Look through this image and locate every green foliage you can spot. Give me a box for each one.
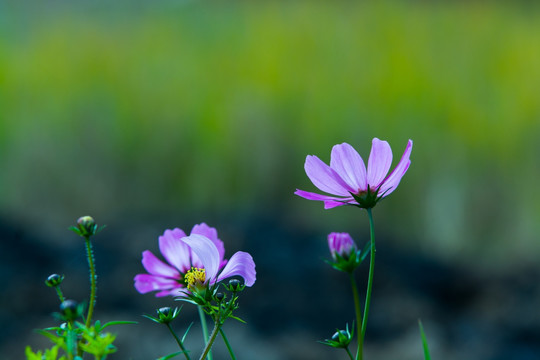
[25,345,67,360]
[79,330,117,357]
[31,320,136,360]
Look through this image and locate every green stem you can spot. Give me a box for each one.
[85,237,97,328]
[345,347,355,360]
[166,323,191,360]
[198,322,221,360]
[55,287,65,303]
[350,273,362,360]
[358,208,376,360]
[219,328,237,360]
[198,306,212,360]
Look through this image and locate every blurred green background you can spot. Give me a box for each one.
[1,1,540,359]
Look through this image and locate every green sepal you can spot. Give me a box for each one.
[142,314,164,324]
[326,242,371,273]
[349,185,389,209]
[319,322,354,349]
[143,307,181,325]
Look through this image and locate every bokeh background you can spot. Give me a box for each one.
[1,1,540,359]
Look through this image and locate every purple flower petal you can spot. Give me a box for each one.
[141,250,180,278]
[156,288,186,297]
[159,228,191,273]
[367,138,393,188]
[324,200,353,209]
[133,273,180,294]
[294,189,350,202]
[378,139,413,197]
[216,251,256,287]
[330,143,368,192]
[328,232,357,259]
[305,155,354,196]
[191,223,226,266]
[181,234,220,281]
[295,189,355,209]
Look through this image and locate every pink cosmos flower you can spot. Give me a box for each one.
[181,234,256,293]
[134,223,256,297]
[295,138,413,209]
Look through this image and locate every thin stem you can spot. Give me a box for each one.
[198,306,212,360]
[198,322,221,360]
[166,323,191,360]
[55,287,65,303]
[85,237,97,328]
[350,273,362,360]
[345,347,355,360]
[219,328,237,360]
[358,208,376,360]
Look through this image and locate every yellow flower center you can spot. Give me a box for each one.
[184,267,206,291]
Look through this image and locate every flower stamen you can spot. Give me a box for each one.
[184,267,206,291]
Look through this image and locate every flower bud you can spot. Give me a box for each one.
[60,300,81,321]
[156,307,180,324]
[328,232,357,261]
[215,292,225,302]
[320,323,354,349]
[331,328,353,348]
[75,216,97,237]
[45,274,64,288]
[227,279,244,292]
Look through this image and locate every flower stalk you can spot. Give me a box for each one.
[357,208,376,360]
[166,322,191,360]
[198,306,212,360]
[350,273,363,360]
[84,236,97,328]
[199,322,221,360]
[345,347,355,360]
[219,328,237,360]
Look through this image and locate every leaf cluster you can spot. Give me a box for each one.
[30,320,136,360]
[179,281,246,325]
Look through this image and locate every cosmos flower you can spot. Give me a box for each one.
[295,138,413,209]
[134,223,255,297]
[181,234,256,294]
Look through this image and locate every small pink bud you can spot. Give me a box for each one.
[328,232,357,261]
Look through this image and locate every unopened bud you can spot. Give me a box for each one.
[60,300,81,321]
[76,216,97,237]
[320,323,354,349]
[328,232,357,261]
[156,307,180,324]
[215,292,225,302]
[228,279,243,292]
[45,274,64,288]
